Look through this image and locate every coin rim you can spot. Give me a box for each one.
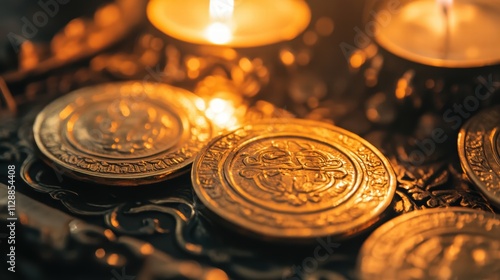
[357,207,500,280]
[457,106,500,207]
[191,118,397,240]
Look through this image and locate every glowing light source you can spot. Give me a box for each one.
[147,0,311,47]
[205,0,234,44]
[373,0,500,67]
[205,97,239,129]
[194,76,247,131]
[95,248,105,258]
[209,0,234,21]
[205,22,233,45]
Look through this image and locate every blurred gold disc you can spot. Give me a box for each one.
[357,208,500,280]
[34,81,213,186]
[191,119,396,241]
[458,106,500,207]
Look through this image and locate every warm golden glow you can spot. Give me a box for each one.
[59,105,74,120]
[103,229,115,240]
[185,243,203,254]
[147,0,311,47]
[303,31,318,46]
[95,4,120,27]
[205,269,229,280]
[110,212,120,227]
[206,0,234,44]
[186,57,201,70]
[438,0,453,8]
[374,0,500,67]
[194,75,248,131]
[19,41,38,70]
[238,58,253,72]
[119,100,131,117]
[208,98,230,114]
[349,51,366,69]
[140,243,154,255]
[107,254,119,266]
[395,71,414,99]
[64,18,86,38]
[205,22,232,45]
[209,0,234,21]
[472,248,487,266]
[195,99,206,111]
[205,98,237,129]
[315,17,334,36]
[95,248,106,258]
[280,49,296,66]
[178,262,203,279]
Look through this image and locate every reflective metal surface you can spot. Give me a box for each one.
[33,81,213,186]
[357,208,500,280]
[192,119,396,241]
[458,105,500,208]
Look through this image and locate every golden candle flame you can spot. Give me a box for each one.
[206,0,234,44]
[205,97,239,129]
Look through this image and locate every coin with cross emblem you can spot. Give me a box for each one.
[357,208,500,280]
[458,105,500,208]
[191,119,397,241]
[34,81,213,186]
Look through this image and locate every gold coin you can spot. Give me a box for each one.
[458,106,500,207]
[34,81,213,186]
[191,119,397,241]
[357,208,500,280]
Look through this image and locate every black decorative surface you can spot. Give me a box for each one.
[1,1,499,279]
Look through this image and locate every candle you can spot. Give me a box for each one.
[147,0,311,47]
[374,0,500,68]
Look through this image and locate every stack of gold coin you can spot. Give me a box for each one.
[357,208,500,280]
[191,119,397,241]
[33,81,213,186]
[458,106,500,208]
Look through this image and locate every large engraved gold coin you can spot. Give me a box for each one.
[34,81,213,186]
[357,208,500,280]
[458,106,500,207]
[191,119,396,241]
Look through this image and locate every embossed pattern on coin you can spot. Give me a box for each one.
[34,81,213,186]
[357,208,500,280]
[192,119,397,240]
[458,106,500,207]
